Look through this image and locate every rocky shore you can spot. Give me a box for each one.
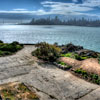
[0,45,100,100]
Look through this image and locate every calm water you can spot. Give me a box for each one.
[0,25,100,52]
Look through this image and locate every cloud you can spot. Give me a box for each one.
[0,0,100,18]
[41,1,97,16]
[42,1,94,12]
[83,0,100,7]
[0,9,47,15]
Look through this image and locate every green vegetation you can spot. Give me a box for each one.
[66,66,72,69]
[75,54,89,60]
[58,61,66,66]
[0,82,39,100]
[57,61,72,70]
[18,83,30,92]
[99,58,100,64]
[1,89,15,100]
[0,41,23,57]
[98,54,100,64]
[0,40,3,43]
[75,68,88,78]
[74,68,100,85]
[61,53,75,58]
[61,53,89,60]
[32,42,61,62]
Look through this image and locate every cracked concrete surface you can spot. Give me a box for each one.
[0,45,100,100]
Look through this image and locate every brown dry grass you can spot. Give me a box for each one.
[59,57,100,75]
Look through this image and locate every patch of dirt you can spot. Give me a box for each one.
[81,58,100,75]
[59,57,100,75]
[59,57,82,67]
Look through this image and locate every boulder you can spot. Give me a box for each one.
[61,43,83,53]
[76,49,98,58]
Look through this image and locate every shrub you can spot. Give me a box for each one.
[16,45,23,50]
[90,74,98,80]
[57,61,72,70]
[0,41,23,57]
[0,44,23,52]
[0,50,5,56]
[75,68,88,75]
[75,68,83,74]
[0,44,17,52]
[58,61,66,66]
[0,51,12,56]
[0,40,3,43]
[61,53,73,57]
[32,42,61,62]
[98,54,100,64]
[74,68,100,85]
[75,54,89,60]
[66,65,72,69]
[61,52,77,59]
[11,41,19,45]
[4,52,11,55]
[61,52,88,60]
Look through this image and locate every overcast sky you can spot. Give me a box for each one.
[0,0,100,21]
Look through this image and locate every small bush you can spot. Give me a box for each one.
[75,68,83,74]
[61,53,88,60]
[0,50,5,56]
[11,41,19,45]
[66,65,72,69]
[0,40,3,43]
[58,61,66,66]
[57,61,72,70]
[74,68,100,85]
[0,41,23,57]
[32,42,61,62]
[75,54,89,60]
[61,53,73,57]
[98,54,100,64]
[16,45,23,50]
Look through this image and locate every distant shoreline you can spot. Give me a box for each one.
[0,24,100,27]
[18,24,100,27]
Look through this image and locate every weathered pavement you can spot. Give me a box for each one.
[0,45,100,100]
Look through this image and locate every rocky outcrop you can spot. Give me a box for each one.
[61,43,83,53]
[75,49,98,58]
[61,43,98,59]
